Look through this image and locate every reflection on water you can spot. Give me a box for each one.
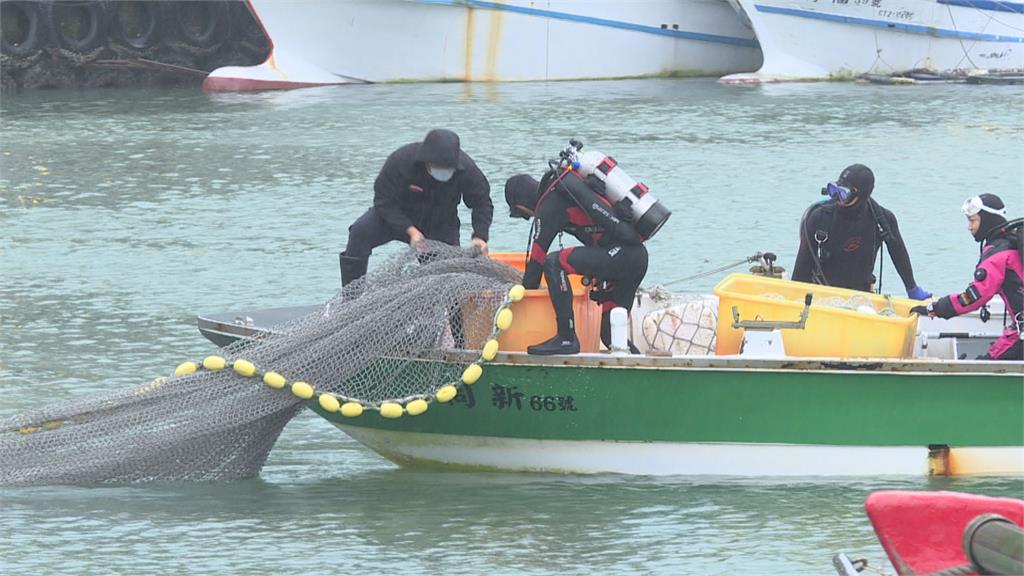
[1,80,1022,574]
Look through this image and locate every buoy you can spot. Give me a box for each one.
[508,284,526,302]
[481,339,500,361]
[462,363,482,385]
[436,385,458,403]
[406,399,428,416]
[174,361,198,376]
[291,381,314,399]
[380,402,403,419]
[340,402,364,418]
[495,308,514,331]
[232,359,256,377]
[318,394,340,412]
[202,356,226,371]
[263,371,286,389]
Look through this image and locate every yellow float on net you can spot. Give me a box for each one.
[340,402,364,418]
[406,399,428,416]
[174,360,197,375]
[481,339,500,362]
[263,371,286,389]
[318,394,340,412]
[232,359,256,377]
[462,363,482,385]
[291,381,315,399]
[174,361,198,376]
[202,356,226,371]
[508,284,526,302]
[380,402,403,419]
[495,308,514,331]
[435,385,458,403]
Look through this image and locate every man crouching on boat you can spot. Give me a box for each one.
[911,194,1023,361]
[504,172,648,355]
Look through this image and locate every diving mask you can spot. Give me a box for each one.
[962,195,1007,217]
[822,181,854,203]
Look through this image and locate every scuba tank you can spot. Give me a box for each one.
[552,141,671,239]
[570,147,672,240]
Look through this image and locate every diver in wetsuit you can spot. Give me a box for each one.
[504,171,648,355]
[792,163,931,299]
[911,194,1023,361]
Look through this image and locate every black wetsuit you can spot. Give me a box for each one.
[792,199,917,292]
[525,169,648,346]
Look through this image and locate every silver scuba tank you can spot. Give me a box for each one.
[575,150,672,240]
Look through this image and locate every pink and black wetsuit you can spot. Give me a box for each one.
[930,235,1023,360]
[524,169,648,348]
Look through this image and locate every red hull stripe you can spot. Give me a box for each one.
[202,76,339,92]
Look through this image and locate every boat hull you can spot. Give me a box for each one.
[721,0,1024,82]
[205,0,762,90]
[312,355,1024,476]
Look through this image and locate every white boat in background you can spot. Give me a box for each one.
[721,0,1024,83]
[203,0,762,91]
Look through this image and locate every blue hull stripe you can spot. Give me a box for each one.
[415,0,759,47]
[753,4,1024,42]
[938,0,1024,13]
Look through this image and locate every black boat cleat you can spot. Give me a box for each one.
[527,334,580,356]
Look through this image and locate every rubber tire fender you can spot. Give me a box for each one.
[47,0,108,53]
[109,1,161,50]
[164,1,230,49]
[1,1,49,56]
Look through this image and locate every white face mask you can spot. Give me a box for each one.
[427,165,455,182]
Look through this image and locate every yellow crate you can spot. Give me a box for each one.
[712,274,920,359]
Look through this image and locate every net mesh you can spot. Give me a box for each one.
[641,294,718,356]
[0,245,518,486]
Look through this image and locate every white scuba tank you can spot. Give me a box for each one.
[575,150,672,239]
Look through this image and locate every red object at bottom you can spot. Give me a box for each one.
[866,490,1024,575]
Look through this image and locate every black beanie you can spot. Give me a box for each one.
[974,193,1008,242]
[504,174,540,219]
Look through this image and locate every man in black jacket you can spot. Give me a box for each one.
[505,171,648,355]
[339,129,493,285]
[792,163,931,299]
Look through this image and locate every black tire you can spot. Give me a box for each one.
[109,0,160,50]
[1,1,48,56]
[47,0,107,53]
[165,1,230,49]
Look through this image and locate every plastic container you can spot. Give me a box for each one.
[463,252,601,353]
[712,273,920,358]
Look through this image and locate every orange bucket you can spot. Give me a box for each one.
[463,252,602,353]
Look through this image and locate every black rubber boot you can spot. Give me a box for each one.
[527,332,580,356]
[339,253,368,287]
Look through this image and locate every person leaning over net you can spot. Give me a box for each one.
[911,194,1023,361]
[792,163,931,299]
[339,129,493,286]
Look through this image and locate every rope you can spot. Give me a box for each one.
[661,253,763,288]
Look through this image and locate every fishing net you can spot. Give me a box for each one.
[0,244,520,486]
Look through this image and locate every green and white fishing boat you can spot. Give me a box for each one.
[198,267,1024,478]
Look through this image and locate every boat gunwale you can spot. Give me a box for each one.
[441,350,1024,375]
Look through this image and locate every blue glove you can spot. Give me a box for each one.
[907,286,932,300]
